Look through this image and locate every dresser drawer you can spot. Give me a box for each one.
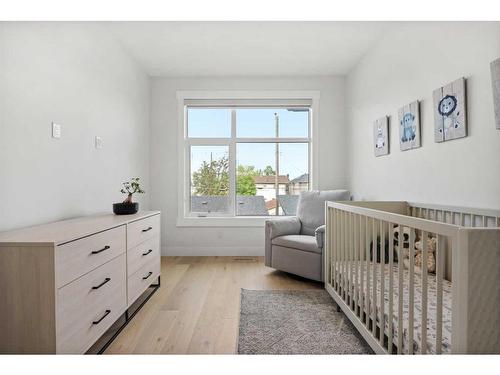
[127,256,160,307]
[127,235,160,277]
[127,215,160,250]
[56,225,126,288]
[56,253,127,354]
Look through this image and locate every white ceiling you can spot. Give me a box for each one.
[105,22,392,77]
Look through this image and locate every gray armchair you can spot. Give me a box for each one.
[265,190,350,282]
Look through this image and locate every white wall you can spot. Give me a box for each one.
[150,76,347,255]
[346,22,500,209]
[0,23,151,231]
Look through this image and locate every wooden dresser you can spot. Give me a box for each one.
[0,211,161,354]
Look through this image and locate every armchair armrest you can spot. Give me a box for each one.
[265,217,301,267]
[315,224,326,249]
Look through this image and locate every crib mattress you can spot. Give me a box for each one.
[334,263,452,354]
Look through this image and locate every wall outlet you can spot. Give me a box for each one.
[95,136,103,149]
[52,123,61,139]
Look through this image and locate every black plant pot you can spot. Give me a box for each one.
[113,202,139,215]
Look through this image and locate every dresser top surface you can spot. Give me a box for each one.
[0,211,161,247]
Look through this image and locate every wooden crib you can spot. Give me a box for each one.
[324,201,500,354]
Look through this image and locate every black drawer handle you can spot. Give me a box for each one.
[92,277,111,290]
[142,227,152,233]
[142,271,153,280]
[91,245,110,254]
[142,249,153,256]
[92,309,111,325]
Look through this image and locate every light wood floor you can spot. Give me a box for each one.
[105,256,322,354]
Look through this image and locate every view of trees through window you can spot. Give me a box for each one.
[187,107,310,216]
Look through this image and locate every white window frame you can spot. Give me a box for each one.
[176,90,320,227]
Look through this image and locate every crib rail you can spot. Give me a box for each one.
[408,202,500,228]
[325,201,461,354]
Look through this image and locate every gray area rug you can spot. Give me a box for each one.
[238,289,373,354]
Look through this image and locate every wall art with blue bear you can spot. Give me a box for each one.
[398,101,421,151]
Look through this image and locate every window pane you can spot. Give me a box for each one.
[236,143,277,216]
[278,143,309,216]
[190,146,230,214]
[236,142,309,216]
[187,108,231,138]
[236,108,309,138]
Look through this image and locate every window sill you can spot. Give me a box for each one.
[176,216,268,227]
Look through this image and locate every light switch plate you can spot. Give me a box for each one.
[95,136,103,149]
[52,123,61,139]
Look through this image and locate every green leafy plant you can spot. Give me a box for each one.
[120,177,145,204]
[236,165,259,195]
[262,165,276,176]
[192,156,229,196]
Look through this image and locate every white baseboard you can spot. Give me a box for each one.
[162,245,264,256]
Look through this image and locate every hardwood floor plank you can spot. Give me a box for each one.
[104,256,322,354]
[132,310,178,354]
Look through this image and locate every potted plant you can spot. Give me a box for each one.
[113,177,145,215]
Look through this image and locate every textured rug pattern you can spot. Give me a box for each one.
[238,289,373,354]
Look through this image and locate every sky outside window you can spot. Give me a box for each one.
[236,108,309,138]
[188,108,231,138]
[188,107,309,179]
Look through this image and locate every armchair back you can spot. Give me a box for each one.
[297,190,350,235]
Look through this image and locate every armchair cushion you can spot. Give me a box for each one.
[272,235,321,254]
[265,216,301,240]
[315,224,326,249]
[297,190,350,235]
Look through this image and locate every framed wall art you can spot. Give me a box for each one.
[433,77,467,142]
[398,101,420,151]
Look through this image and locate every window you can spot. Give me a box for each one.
[179,92,318,223]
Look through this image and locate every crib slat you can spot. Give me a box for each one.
[365,216,371,328]
[379,220,385,347]
[340,211,346,299]
[347,212,352,308]
[482,215,487,227]
[397,225,404,354]
[347,213,352,307]
[333,209,340,293]
[408,229,415,354]
[435,234,445,354]
[372,218,377,337]
[336,210,342,295]
[388,222,394,354]
[337,209,342,292]
[350,212,354,309]
[346,212,350,304]
[344,212,348,301]
[334,209,338,288]
[330,209,334,287]
[354,214,359,315]
[359,214,364,321]
[334,209,338,291]
[421,231,428,354]
[350,213,355,310]
[344,211,348,301]
[335,210,342,295]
